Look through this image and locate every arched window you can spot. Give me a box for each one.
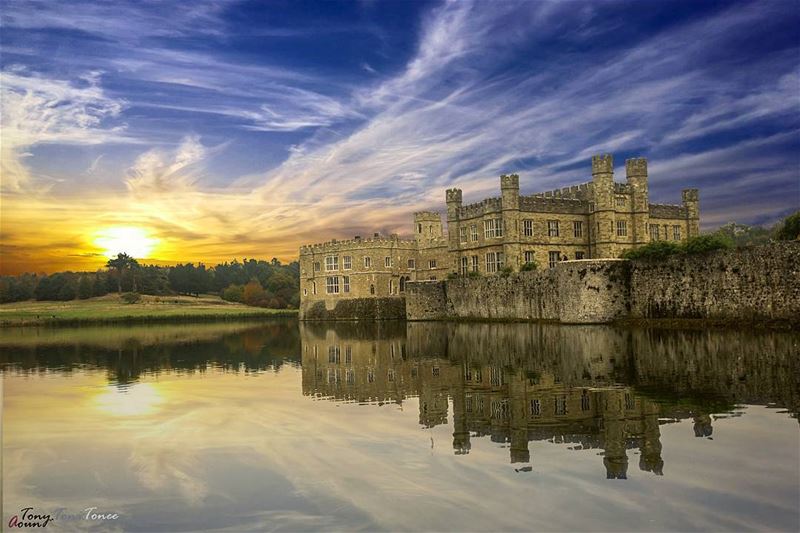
[399,276,406,292]
[370,284,375,295]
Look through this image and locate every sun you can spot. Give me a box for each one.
[95,226,159,259]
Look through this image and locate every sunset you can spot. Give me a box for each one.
[1,1,798,532]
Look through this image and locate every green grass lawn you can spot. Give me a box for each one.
[0,294,296,326]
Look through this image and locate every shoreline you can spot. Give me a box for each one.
[0,311,297,328]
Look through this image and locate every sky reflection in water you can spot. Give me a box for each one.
[2,320,798,532]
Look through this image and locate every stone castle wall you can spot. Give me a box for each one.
[628,242,799,323]
[300,297,406,321]
[406,243,799,326]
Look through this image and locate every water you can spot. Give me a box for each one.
[2,320,798,532]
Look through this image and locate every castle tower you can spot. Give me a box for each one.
[682,188,700,238]
[414,211,443,247]
[625,158,650,245]
[445,188,463,252]
[591,154,617,258]
[501,174,521,269]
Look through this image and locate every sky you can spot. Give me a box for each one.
[1,0,798,274]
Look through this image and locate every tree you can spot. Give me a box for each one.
[222,284,244,302]
[242,279,267,307]
[77,275,94,299]
[774,211,800,241]
[106,253,139,294]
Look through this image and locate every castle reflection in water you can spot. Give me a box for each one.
[301,322,798,479]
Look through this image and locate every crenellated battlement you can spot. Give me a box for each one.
[592,154,613,175]
[682,188,699,202]
[531,182,594,200]
[625,157,647,177]
[500,173,520,190]
[300,235,419,255]
[520,195,590,214]
[456,197,502,218]
[414,211,441,221]
[446,188,463,204]
[649,203,688,219]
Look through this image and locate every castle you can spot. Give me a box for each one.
[299,154,699,310]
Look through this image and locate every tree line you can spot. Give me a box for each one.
[0,256,300,308]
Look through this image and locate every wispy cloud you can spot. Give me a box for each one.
[0,67,128,192]
[0,0,797,273]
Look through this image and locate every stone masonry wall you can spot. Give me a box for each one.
[628,242,799,323]
[405,243,799,326]
[301,297,406,321]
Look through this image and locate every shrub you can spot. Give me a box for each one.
[682,233,734,255]
[774,211,800,241]
[621,241,681,260]
[446,272,460,280]
[121,292,141,304]
[221,283,244,303]
[242,279,267,307]
[499,266,514,277]
[467,271,482,279]
[520,262,538,272]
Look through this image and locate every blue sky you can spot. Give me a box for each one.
[1,0,798,271]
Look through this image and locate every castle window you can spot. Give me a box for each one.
[429,259,437,269]
[364,256,372,268]
[459,227,467,243]
[346,369,355,385]
[385,256,392,268]
[663,225,669,239]
[326,276,340,294]
[399,276,407,292]
[485,252,504,273]
[471,255,479,272]
[523,219,533,237]
[328,345,341,363]
[460,256,469,275]
[649,224,660,241]
[490,366,503,386]
[345,345,352,364]
[343,275,350,293]
[465,367,473,381]
[370,284,375,295]
[367,369,374,383]
[581,391,591,411]
[465,396,473,413]
[411,366,418,378]
[327,368,340,384]
[491,399,510,420]
[389,279,394,294]
[312,281,317,295]
[470,225,478,241]
[548,251,561,268]
[555,395,568,416]
[625,393,635,410]
[429,276,436,280]
[408,259,416,269]
[616,196,625,208]
[325,255,339,271]
[432,366,440,377]
[343,256,352,270]
[575,251,585,260]
[530,399,541,416]
[314,262,320,272]
[573,220,583,238]
[673,225,681,240]
[484,218,503,238]
[547,220,559,237]
[303,288,308,296]
[418,223,422,233]
[524,251,535,264]
[388,369,395,382]
[616,220,628,237]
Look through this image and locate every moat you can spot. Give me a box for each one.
[2,320,798,532]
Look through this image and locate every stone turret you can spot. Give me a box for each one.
[626,157,650,244]
[501,174,521,268]
[682,188,700,237]
[414,211,443,243]
[446,188,463,252]
[591,154,616,257]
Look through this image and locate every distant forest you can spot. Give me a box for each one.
[0,257,300,308]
